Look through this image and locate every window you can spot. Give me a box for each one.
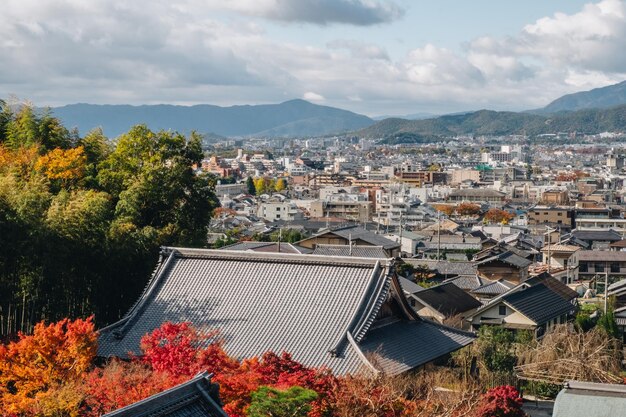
[595,263,605,272]
[579,263,588,273]
[499,305,507,316]
[611,263,620,273]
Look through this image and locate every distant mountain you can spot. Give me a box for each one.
[51,99,374,138]
[542,80,626,113]
[357,105,626,140]
[372,112,436,121]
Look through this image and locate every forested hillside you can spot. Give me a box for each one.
[0,100,219,332]
[358,105,626,140]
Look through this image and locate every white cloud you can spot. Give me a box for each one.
[0,0,625,115]
[303,92,325,102]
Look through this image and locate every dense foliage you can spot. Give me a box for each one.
[0,102,219,331]
[0,318,537,417]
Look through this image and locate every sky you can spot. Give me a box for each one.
[1,0,625,117]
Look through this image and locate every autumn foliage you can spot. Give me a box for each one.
[475,385,525,417]
[0,316,97,416]
[0,318,527,417]
[484,208,515,224]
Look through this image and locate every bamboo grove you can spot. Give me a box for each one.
[0,100,219,335]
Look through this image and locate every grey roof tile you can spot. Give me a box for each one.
[472,280,515,295]
[98,248,472,376]
[503,283,575,325]
[413,283,482,317]
[360,320,475,375]
[312,244,389,259]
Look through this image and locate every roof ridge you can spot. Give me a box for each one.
[110,249,179,340]
[166,247,383,267]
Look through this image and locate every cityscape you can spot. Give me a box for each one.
[1,1,626,416]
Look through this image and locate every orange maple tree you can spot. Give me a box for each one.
[35,146,86,185]
[0,316,97,415]
[484,208,515,224]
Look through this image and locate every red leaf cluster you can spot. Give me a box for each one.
[475,385,525,417]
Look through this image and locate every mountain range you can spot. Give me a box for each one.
[48,80,626,139]
[50,99,374,138]
[541,80,626,113]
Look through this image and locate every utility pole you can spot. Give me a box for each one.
[604,261,609,314]
[437,211,441,260]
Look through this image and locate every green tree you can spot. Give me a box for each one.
[597,309,620,339]
[5,105,38,149]
[247,386,318,417]
[474,326,517,373]
[247,176,256,195]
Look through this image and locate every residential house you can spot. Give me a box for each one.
[405,283,482,329]
[474,245,533,284]
[98,248,474,375]
[296,226,401,258]
[468,280,577,337]
[570,250,626,282]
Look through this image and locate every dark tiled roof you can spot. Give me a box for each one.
[524,273,579,301]
[312,244,389,259]
[443,275,487,291]
[359,320,476,375]
[405,259,476,276]
[329,226,400,250]
[98,248,473,376]
[503,283,575,325]
[571,230,623,242]
[472,280,515,295]
[103,371,227,417]
[476,251,532,269]
[413,283,482,317]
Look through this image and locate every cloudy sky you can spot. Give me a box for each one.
[1,0,625,116]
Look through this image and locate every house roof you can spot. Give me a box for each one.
[312,244,389,259]
[221,241,305,254]
[398,277,425,295]
[98,248,473,376]
[413,283,482,317]
[540,244,580,253]
[443,275,487,291]
[553,381,626,417]
[571,230,623,242]
[103,371,227,417]
[404,259,476,277]
[524,273,579,301]
[300,226,400,250]
[472,279,515,296]
[358,320,475,375]
[608,279,626,295]
[503,283,575,325]
[576,251,626,262]
[476,251,533,269]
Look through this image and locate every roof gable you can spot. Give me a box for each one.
[413,283,482,317]
[503,283,575,325]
